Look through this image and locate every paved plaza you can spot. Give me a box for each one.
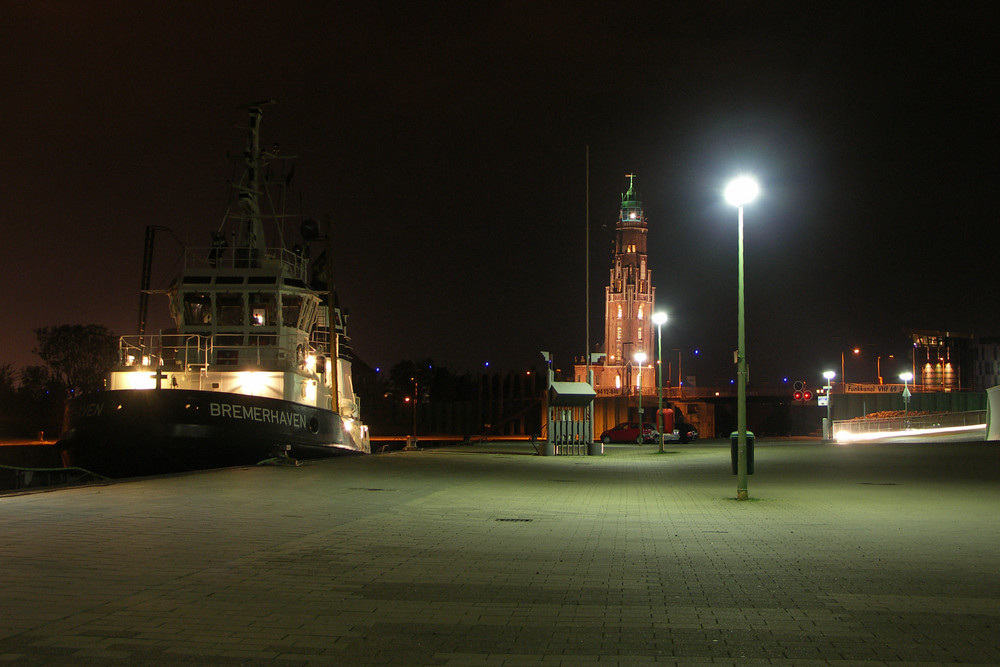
[1,438,998,665]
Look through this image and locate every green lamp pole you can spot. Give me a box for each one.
[652,311,668,452]
[725,175,759,501]
[900,372,913,418]
[823,370,836,441]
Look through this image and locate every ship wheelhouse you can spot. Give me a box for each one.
[112,244,337,410]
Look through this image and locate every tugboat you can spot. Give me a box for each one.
[57,103,370,477]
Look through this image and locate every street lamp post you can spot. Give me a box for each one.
[673,348,684,398]
[823,370,836,440]
[634,352,647,434]
[725,175,759,501]
[652,312,668,452]
[841,347,860,385]
[411,377,418,439]
[877,354,893,385]
[899,372,913,418]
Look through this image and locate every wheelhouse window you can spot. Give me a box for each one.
[249,292,277,326]
[183,293,212,325]
[216,293,244,326]
[282,294,303,329]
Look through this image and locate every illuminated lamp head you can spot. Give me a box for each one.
[724,175,759,207]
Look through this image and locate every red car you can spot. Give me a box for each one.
[599,422,659,444]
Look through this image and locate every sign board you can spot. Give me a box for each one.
[817,395,829,406]
[844,383,906,394]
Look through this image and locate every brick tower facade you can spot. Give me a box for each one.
[580,174,656,397]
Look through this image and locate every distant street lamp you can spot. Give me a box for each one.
[841,347,860,384]
[877,354,893,385]
[634,351,647,433]
[410,376,419,440]
[652,312,668,452]
[822,370,836,440]
[899,372,913,418]
[725,175,759,501]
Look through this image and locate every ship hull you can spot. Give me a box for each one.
[57,389,369,478]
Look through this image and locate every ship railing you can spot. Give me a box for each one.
[182,245,308,282]
[119,334,211,372]
[121,333,318,374]
[119,336,155,368]
[309,329,334,358]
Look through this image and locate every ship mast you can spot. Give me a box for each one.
[235,101,272,264]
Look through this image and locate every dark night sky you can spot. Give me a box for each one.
[3,1,998,388]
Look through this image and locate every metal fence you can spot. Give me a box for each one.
[547,419,592,455]
[832,410,986,440]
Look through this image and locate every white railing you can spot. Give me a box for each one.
[832,410,986,440]
[183,245,308,282]
[118,333,304,372]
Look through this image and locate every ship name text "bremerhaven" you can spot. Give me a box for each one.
[210,402,307,428]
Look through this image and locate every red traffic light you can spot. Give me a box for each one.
[802,389,814,401]
[793,390,804,401]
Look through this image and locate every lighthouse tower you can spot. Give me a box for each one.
[587,174,656,396]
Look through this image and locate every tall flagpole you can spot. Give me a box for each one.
[585,145,590,382]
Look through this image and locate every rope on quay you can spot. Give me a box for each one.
[0,462,111,493]
[256,454,301,467]
[0,462,110,479]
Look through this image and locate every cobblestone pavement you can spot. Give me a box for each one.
[1,439,998,665]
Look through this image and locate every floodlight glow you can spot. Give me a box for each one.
[304,379,317,402]
[241,372,267,395]
[113,371,158,390]
[835,423,984,443]
[634,351,647,364]
[236,371,283,398]
[724,176,759,207]
[899,372,913,382]
[823,370,836,381]
[652,311,667,326]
